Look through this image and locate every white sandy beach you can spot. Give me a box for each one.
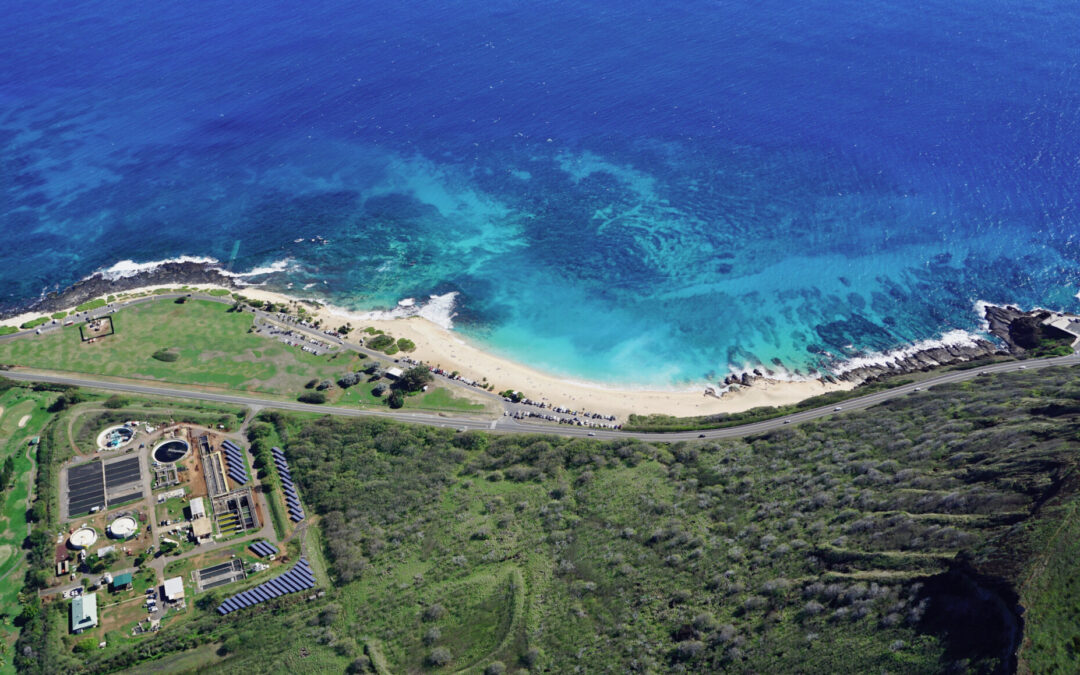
[1,283,851,419]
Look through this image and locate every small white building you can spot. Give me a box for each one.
[163,576,185,602]
[385,367,404,379]
[189,497,206,520]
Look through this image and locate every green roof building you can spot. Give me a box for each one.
[110,572,133,590]
[70,593,98,634]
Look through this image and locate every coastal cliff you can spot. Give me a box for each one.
[0,261,241,321]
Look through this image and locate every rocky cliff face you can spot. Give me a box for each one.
[0,261,241,320]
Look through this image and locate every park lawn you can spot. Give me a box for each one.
[403,386,488,413]
[0,299,364,396]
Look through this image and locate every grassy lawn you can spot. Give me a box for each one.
[402,387,487,413]
[0,299,365,396]
[155,497,188,524]
[0,298,494,415]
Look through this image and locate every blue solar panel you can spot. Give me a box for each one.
[265,543,279,554]
[223,440,240,450]
[266,578,286,592]
[290,514,303,522]
[257,587,274,601]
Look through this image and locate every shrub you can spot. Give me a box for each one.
[426,647,452,667]
[316,379,332,391]
[485,662,507,675]
[103,395,127,409]
[337,372,362,388]
[20,317,48,330]
[305,378,319,389]
[151,349,179,362]
[397,338,416,352]
[422,627,441,645]
[423,603,445,621]
[367,334,395,351]
[388,390,405,408]
[298,391,327,404]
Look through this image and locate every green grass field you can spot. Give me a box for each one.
[0,388,56,675]
[0,299,492,415]
[0,299,359,394]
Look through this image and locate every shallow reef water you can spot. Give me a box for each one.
[1,0,1079,385]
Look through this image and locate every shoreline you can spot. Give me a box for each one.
[0,270,853,418]
[3,259,1050,420]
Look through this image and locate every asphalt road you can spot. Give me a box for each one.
[5,350,1079,441]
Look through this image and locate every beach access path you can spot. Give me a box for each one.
[4,350,1079,442]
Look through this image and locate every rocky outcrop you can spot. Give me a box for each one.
[984,304,1075,354]
[833,339,1003,384]
[722,303,1075,392]
[0,261,242,320]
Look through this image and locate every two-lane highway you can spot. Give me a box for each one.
[5,349,1078,441]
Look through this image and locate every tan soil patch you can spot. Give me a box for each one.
[18,414,30,428]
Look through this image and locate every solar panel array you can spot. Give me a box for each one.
[271,447,305,522]
[104,456,142,489]
[221,440,248,485]
[215,558,315,615]
[67,462,105,516]
[249,540,279,557]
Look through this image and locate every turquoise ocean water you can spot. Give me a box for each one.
[2,0,1079,386]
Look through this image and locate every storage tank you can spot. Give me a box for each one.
[68,527,98,550]
[108,516,137,539]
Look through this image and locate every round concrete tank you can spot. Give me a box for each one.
[69,527,98,550]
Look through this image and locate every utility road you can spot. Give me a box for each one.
[5,350,1078,441]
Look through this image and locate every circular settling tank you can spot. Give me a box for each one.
[108,515,137,539]
[96,425,135,451]
[152,439,190,464]
[68,527,98,550]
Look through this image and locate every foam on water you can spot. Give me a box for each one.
[97,256,221,281]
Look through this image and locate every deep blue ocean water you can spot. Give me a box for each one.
[2,0,1079,386]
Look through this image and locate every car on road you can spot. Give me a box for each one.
[1018,365,1027,369]
[698,433,707,437]
[833,406,843,411]
[782,419,790,424]
[913,387,921,392]
[587,432,596,436]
